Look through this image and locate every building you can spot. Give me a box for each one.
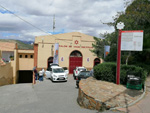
[0,42,34,85]
[0,32,101,85]
[34,32,101,73]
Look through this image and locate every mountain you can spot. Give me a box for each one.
[19,40,34,45]
[0,39,34,50]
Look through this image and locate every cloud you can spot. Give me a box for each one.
[0,0,125,41]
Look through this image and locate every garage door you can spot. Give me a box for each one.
[18,70,33,83]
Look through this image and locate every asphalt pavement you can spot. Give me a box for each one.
[0,75,121,113]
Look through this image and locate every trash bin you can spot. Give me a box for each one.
[126,75,142,90]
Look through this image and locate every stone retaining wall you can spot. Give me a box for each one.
[77,87,107,111]
[77,77,143,111]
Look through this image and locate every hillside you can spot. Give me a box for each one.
[0,39,33,50]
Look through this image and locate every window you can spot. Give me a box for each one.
[25,55,28,58]
[30,55,33,58]
[20,55,22,58]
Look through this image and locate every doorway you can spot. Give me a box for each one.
[69,50,82,74]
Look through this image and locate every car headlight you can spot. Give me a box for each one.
[53,75,57,77]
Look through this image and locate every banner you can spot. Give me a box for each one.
[53,43,59,64]
[104,45,110,58]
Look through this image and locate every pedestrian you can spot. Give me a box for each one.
[39,68,44,81]
[33,66,38,80]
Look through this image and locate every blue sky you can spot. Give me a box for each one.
[0,0,127,41]
[0,9,13,14]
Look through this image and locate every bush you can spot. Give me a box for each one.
[94,62,147,85]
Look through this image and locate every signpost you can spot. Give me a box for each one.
[116,22,125,85]
[116,22,143,85]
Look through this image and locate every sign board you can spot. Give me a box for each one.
[87,58,90,62]
[61,57,64,61]
[121,30,143,51]
[117,22,125,30]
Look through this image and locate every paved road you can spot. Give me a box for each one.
[0,75,120,113]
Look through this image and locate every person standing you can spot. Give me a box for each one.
[39,68,44,81]
[33,66,38,80]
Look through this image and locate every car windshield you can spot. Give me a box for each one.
[79,71,91,77]
[79,68,86,71]
[63,67,67,70]
[53,68,64,73]
[51,64,59,66]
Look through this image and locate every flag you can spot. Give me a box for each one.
[104,45,110,58]
[53,43,59,64]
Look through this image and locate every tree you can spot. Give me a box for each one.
[92,0,150,67]
[91,37,104,58]
[105,0,150,65]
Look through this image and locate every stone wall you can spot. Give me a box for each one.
[0,50,13,86]
[0,62,13,86]
[77,77,143,111]
[77,87,106,111]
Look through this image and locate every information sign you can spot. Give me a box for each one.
[121,30,143,51]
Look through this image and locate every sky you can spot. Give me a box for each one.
[0,0,126,41]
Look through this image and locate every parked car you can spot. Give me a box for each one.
[73,67,87,79]
[49,63,59,68]
[76,71,92,88]
[62,67,69,75]
[45,66,68,82]
[90,68,94,76]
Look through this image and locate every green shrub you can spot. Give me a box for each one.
[94,62,147,85]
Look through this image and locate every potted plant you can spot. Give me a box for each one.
[10,55,14,61]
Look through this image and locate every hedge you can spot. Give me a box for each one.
[94,62,147,85]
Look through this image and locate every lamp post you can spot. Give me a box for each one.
[116,22,125,85]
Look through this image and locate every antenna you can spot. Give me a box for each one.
[53,14,55,33]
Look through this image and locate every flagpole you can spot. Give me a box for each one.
[53,14,55,34]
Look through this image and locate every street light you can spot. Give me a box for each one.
[116,22,125,85]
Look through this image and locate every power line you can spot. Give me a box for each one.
[0,4,48,35]
[0,4,71,44]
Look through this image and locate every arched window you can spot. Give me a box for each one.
[70,50,82,57]
[94,58,100,66]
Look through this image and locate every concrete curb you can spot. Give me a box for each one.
[110,85,146,111]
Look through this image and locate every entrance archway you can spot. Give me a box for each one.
[47,57,53,68]
[94,58,100,66]
[69,50,82,74]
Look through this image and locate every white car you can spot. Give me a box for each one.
[45,66,68,82]
[73,67,87,79]
[62,67,69,75]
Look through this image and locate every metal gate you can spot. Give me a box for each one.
[69,57,82,74]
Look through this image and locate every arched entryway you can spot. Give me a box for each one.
[47,57,53,68]
[69,50,82,74]
[94,58,100,66]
